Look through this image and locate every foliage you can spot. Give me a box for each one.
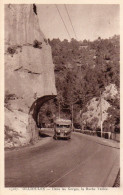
[7,46,16,56]
[7,45,22,56]
[39,35,120,130]
[44,38,48,44]
[106,97,120,133]
[5,91,17,104]
[33,40,42,49]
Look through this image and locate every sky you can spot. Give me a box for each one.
[37,4,119,41]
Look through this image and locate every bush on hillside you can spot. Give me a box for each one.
[39,36,120,130]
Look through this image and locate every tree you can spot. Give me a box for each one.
[43,35,120,126]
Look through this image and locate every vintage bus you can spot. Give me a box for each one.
[54,118,72,140]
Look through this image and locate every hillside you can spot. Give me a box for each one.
[39,35,120,133]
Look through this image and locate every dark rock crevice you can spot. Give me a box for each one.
[14,68,41,74]
[33,4,37,15]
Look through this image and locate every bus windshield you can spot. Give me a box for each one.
[56,124,70,128]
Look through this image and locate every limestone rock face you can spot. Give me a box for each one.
[82,97,110,129]
[5,4,57,148]
[78,84,119,130]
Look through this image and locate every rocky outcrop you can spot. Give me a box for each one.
[5,4,57,148]
[78,84,119,130]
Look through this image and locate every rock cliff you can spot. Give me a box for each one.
[78,84,119,131]
[5,4,57,148]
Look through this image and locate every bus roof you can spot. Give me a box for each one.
[55,118,71,125]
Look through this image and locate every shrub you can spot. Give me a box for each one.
[7,46,16,56]
[44,38,48,44]
[5,93,16,104]
[74,123,81,129]
[33,40,42,49]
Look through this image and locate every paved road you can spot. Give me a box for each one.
[5,132,119,187]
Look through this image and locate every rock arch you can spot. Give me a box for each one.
[28,95,56,142]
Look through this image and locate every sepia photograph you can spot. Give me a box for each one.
[3,2,120,189]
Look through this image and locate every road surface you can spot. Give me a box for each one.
[5,132,119,187]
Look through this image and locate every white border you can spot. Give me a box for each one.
[0,0,122,195]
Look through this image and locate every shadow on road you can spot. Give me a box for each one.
[53,136,71,141]
[39,132,51,138]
